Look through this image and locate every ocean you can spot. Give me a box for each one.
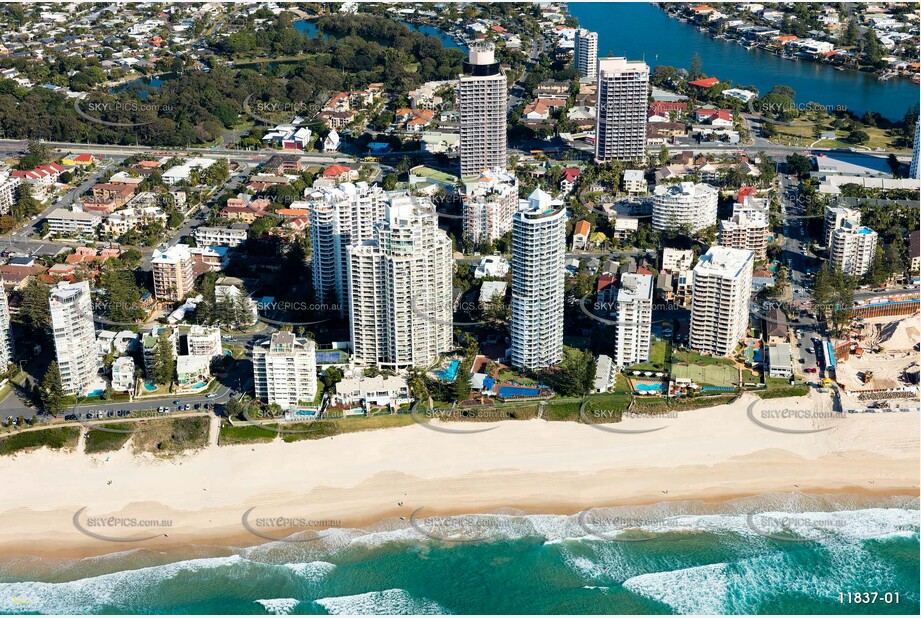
[1,494,917,615]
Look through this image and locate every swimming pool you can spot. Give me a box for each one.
[635,383,664,392]
[497,386,540,398]
[435,359,461,382]
[192,381,206,389]
[143,382,157,392]
[86,388,104,397]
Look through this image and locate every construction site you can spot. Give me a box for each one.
[834,312,920,411]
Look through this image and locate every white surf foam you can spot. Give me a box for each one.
[255,598,300,615]
[623,562,730,614]
[313,588,449,615]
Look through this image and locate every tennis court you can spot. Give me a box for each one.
[670,362,739,387]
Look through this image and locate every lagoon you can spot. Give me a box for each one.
[569,2,919,121]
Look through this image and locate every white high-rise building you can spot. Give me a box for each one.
[718,194,770,261]
[594,57,649,162]
[308,181,387,316]
[462,167,518,245]
[573,28,598,81]
[613,273,653,369]
[830,221,878,277]
[253,331,317,410]
[823,204,861,246]
[689,246,754,357]
[510,189,566,369]
[652,182,719,233]
[49,280,100,395]
[348,194,452,371]
[151,244,194,302]
[0,279,12,369]
[459,42,507,177]
[911,121,919,180]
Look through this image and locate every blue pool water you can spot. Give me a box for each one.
[86,389,104,397]
[435,360,460,383]
[497,386,540,398]
[701,385,736,392]
[143,382,157,392]
[192,381,206,389]
[635,383,664,392]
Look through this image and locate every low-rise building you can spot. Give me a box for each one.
[194,225,249,248]
[46,208,101,237]
[592,354,616,392]
[176,354,211,391]
[622,169,646,194]
[186,325,222,359]
[111,356,135,392]
[767,343,793,379]
[474,255,510,278]
[334,373,410,408]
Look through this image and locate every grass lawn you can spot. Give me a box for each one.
[85,424,134,453]
[755,385,810,399]
[741,369,761,383]
[770,118,910,152]
[0,427,80,456]
[218,424,278,446]
[625,338,670,372]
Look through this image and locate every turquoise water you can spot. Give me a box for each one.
[143,382,157,392]
[635,383,664,392]
[86,389,104,397]
[569,3,919,121]
[435,360,461,383]
[0,495,916,614]
[497,385,540,397]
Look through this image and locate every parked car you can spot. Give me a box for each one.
[194,403,201,410]
[65,414,77,421]
[173,400,181,405]
[206,394,217,398]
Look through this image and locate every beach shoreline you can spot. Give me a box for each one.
[1,392,917,561]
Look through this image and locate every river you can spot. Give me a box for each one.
[569,2,919,121]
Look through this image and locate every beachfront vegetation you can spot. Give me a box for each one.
[218,424,277,446]
[0,427,79,456]
[84,424,134,454]
[130,418,209,455]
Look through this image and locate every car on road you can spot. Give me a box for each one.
[184,404,191,411]
[173,400,181,405]
[65,414,77,421]
[206,393,216,398]
[194,403,201,410]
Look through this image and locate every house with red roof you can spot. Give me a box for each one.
[11,163,66,201]
[695,108,733,127]
[560,167,581,194]
[572,220,592,251]
[322,164,359,183]
[688,77,720,88]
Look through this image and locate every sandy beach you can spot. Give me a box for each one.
[0,391,917,559]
